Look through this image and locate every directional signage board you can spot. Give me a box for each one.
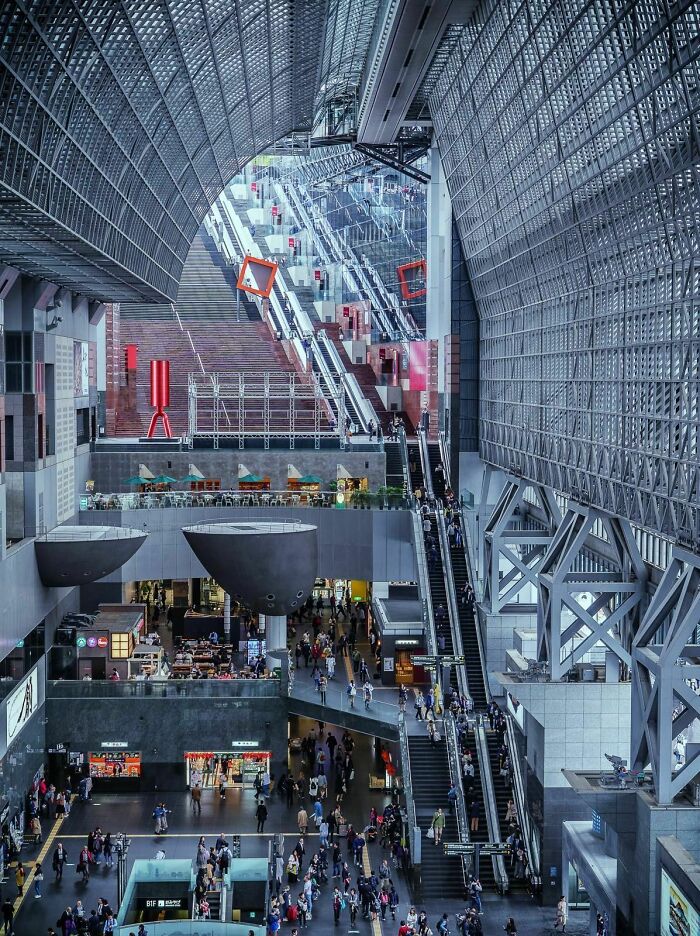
[411,654,465,667]
[444,842,511,856]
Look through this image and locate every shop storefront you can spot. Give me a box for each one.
[185,749,270,789]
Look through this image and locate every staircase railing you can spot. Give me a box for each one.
[317,329,377,430]
[411,510,438,658]
[445,711,470,894]
[474,718,510,893]
[506,713,541,889]
[398,424,411,494]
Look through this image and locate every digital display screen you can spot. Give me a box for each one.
[89,752,141,778]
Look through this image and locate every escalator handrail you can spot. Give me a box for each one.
[505,713,541,879]
[474,718,510,893]
[417,429,434,502]
[445,711,471,891]
[435,503,469,701]
[398,712,419,870]
[411,510,438,658]
[398,425,411,495]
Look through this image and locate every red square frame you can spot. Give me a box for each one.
[396,259,427,300]
[236,255,278,298]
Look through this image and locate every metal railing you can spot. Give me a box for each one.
[474,718,510,893]
[46,678,280,699]
[81,490,412,511]
[506,714,541,886]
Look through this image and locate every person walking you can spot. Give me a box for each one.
[346,680,357,708]
[53,842,68,881]
[297,806,308,836]
[1,898,13,935]
[554,895,568,932]
[362,680,373,710]
[33,861,44,898]
[191,783,202,815]
[14,861,24,897]
[431,808,445,845]
[319,674,328,705]
[347,888,359,928]
[256,800,268,834]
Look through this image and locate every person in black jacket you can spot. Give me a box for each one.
[256,801,268,834]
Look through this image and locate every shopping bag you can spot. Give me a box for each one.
[426,826,435,839]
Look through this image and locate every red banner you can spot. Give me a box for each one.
[288,237,295,248]
[271,205,278,217]
[314,269,321,281]
[409,342,428,391]
[251,182,257,192]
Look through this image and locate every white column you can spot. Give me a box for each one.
[425,143,453,396]
[264,614,287,651]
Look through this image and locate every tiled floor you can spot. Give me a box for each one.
[11,722,587,935]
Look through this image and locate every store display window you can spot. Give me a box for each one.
[185,750,270,788]
[89,751,141,778]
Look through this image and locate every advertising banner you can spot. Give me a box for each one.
[6,668,38,745]
[409,341,428,391]
[661,868,700,936]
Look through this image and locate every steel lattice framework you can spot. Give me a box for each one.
[430,0,700,545]
[0,0,383,303]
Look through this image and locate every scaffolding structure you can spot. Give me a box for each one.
[187,372,345,450]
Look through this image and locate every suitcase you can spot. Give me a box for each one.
[287,906,298,922]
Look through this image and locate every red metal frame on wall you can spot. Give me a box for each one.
[396,259,427,300]
[236,256,278,298]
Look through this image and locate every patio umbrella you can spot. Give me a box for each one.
[239,473,264,483]
[151,475,177,484]
[125,475,149,485]
[180,473,204,483]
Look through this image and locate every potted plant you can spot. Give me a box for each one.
[376,486,389,509]
[386,485,405,509]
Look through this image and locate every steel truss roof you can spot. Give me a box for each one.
[429,0,700,545]
[0,0,383,303]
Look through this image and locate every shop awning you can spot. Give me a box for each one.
[298,475,323,484]
[124,476,149,485]
[239,473,264,483]
[188,463,205,479]
[151,475,177,484]
[138,463,155,480]
[238,463,252,479]
[287,464,302,479]
[337,464,353,479]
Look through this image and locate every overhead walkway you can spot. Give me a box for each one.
[287,670,399,741]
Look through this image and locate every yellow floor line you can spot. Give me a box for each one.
[12,798,74,914]
[361,845,382,936]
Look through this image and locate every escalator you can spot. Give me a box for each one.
[462,727,495,891]
[449,543,488,710]
[425,440,446,499]
[384,440,404,489]
[312,340,362,429]
[485,730,528,891]
[406,441,424,493]
[422,511,458,692]
[408,736,464,899]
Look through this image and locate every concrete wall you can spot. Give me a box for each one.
[89,449,387,493]
[45,690,289,791]
[484,609,537,693]
[79,506,417,583]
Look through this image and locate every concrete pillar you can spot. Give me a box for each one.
[223,592,231,639]
[426,143,452,395]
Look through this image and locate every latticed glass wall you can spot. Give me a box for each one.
[430,0,700,543]
[0,0,373,303]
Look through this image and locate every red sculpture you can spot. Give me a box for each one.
[396,259,427,299]
[147,359,173,438]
